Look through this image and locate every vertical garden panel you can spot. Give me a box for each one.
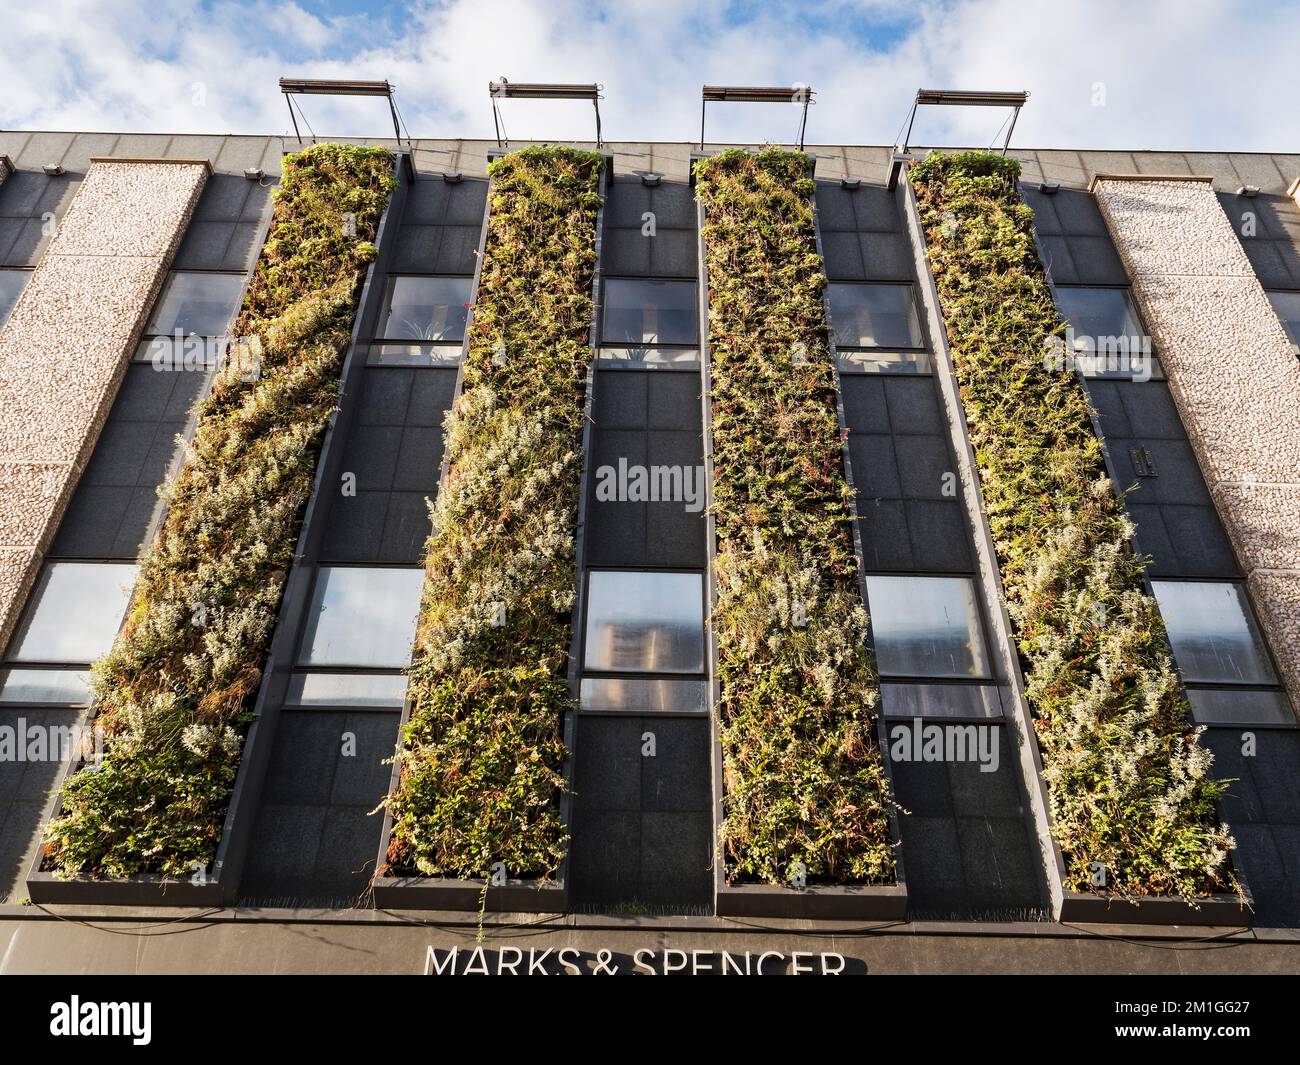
[379,146,604,905]
[33,145,396,894]
[694,148,901,917]
[908,151,1239,908]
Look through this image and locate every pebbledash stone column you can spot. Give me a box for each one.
[0,157,209,647]
[1093,174,1300,707]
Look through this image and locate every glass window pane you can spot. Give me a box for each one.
[828,284,922,348]
[598,346,700,366]
[1186,688,1294,727]
[1151,581,1278,684]
[584,571,704,674]
[880,682,1002,719]
[1267,290,1300,352]
[299,567,424,669]
[0,668,92,704]
[7,563,137,664]
[602,279,698,345]
[0,269,30,325]
[1050,284,1144,356]
[865,575,991,679]
[377,276,472,341]
[838,350,931,374]
[285,671,409,708]
[366,342,462,366]
[146,272,245,337]
[580,677,708,713]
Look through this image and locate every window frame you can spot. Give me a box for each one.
[295,562,425,673]
[826,280,927,356]
[371,272,474,348]
[598,275,701,357]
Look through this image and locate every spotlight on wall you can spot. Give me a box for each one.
[42,163,65,177]
[442,170,463,184]
[840,177,861,190]
[1236,184,1260,197]
[1039,181,1060,195]
[243,167,264,181]
[640,171,662,187]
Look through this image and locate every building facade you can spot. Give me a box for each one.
[0,130,1298,968]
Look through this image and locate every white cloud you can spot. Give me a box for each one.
[0,0,1295,151]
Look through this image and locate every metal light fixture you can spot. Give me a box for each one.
[1039,181,1060,195]
[489,79,604,148]
[243,167,264,181]
[279,77,411,147]
[840,177,861,191]
[900,88,1030,156]
[42,163,65,177]
[700,84,816,151]
[640,171,662,187]
[1237,184,1260,197]
[442,170,463,184]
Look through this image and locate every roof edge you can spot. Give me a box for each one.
[1088,172,1214,192]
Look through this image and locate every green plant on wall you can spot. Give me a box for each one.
[384,145,604,881]
[695,148,896,886]
[909,150,1234,900]
[42,143,395,880]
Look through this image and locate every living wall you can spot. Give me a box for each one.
[909,151,1233,899]
[695,148,896,886]
[43,144,395,879]
[384,145,604,880]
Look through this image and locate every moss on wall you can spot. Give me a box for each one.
[909,151,1233,899]
[43,144,395,879]
[695,148,896,886]
[384,145,604,880]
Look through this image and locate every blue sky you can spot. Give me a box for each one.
[1,0,1297,151]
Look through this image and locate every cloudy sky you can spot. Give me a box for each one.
[1,0,1295,150]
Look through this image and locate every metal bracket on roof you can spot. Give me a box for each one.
[699,85,815,151]
[489,80,604,148]
[900,88,1029,157]
[278,78,412,148]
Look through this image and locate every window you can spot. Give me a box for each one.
[1151,580,1278,685]
[879,682,1002,719]
[284,671,409,709]
[1052,286,1159,379]
[1,562,138,704]
[376,276,471,342]
[1184,688,1294,727]
[7,563,137,664]
[0,268,30,326]
[146,272,245,337]
[298,566,424,669]
[1267,290,1300,353]
[579,676,708,714]
[602,279,697,346]
[864,575,991,679]
[827,283,923,349]
[838,350,932,375]
[583,570,704,674]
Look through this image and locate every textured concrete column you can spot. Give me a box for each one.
[0,158,209,648]
[1093,175,1300,706]
[0,156,11,186]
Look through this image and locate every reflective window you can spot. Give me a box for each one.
[366,342,462,367]
[1267,290,1300,353]
[0,668,92,704]
[298,567,424,669]
[1151,581,1278,685]
[880,682,1002,719]
[0,268,30,325]
[1052,286,1158,380]
[598,346,700,367]
[146,272,245,337]
[7,563,137,664]
[584,571,704,674]
[828,284,923,349]
[602,279,697,346]
[1185,688,1294,727]
[580,677,708,714]
[865,575,991,679]
[285,671,409,709]
[376,276,472,342]
[838,350,932,375]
